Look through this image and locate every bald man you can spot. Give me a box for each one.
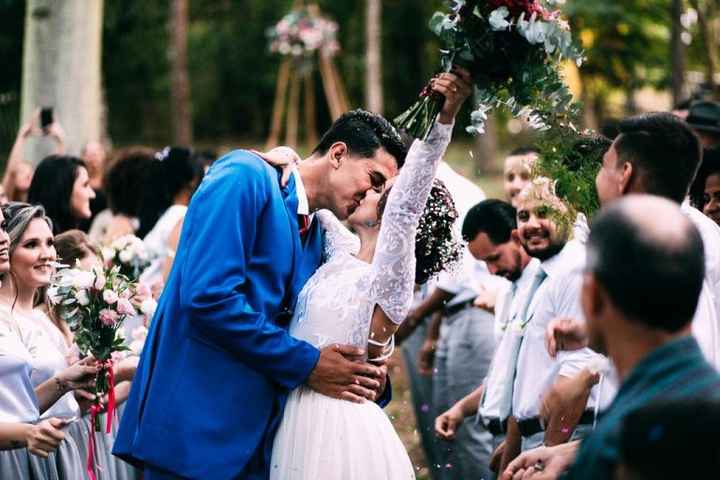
[502,195,720,480]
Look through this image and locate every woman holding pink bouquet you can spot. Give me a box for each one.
[0,202,100,479]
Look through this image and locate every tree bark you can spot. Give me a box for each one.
[689,0,717,90]
[671,0,686,105]
[365,0,383,114]
[20,0,104,162]
[169,0,193,145]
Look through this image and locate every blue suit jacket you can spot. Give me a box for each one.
[114,151,326,479]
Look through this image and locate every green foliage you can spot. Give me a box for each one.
[0,0,714,149]
[533,126,609,217]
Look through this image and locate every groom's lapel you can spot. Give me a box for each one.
[280,173,303,308]
[289,218,324,311]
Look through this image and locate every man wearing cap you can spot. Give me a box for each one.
[686,100,720,149]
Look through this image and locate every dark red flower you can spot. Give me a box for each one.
[487,0,545,18]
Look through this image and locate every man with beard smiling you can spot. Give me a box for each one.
[508,177,616,458]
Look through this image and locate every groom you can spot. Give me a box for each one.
[113,110,408,479]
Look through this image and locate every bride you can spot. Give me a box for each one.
[268,68,473,479]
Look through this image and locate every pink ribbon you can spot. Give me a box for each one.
[103,360,116,434]
[86,404,102,480]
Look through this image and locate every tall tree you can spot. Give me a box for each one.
[688,0,718,90]
[365,0,383,114]
[671,0,686,104]
[20,0,104,160]
[169,0,193,145]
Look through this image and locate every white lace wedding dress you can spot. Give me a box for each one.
[270,122,452,480]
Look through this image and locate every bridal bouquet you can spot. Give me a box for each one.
[394,0,583,138]
[101,234,151,283]
[267,7,340,59]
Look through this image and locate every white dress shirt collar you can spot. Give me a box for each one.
[292,169,310,216]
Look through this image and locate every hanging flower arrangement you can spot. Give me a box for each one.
[267,7,340,59]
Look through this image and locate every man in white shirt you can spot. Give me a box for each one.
[595,112,720,367]
[510,178,616,454]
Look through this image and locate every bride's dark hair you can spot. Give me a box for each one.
[377,178,462,284]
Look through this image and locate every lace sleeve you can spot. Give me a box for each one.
[367,121,454,324]
[316,210,360,260]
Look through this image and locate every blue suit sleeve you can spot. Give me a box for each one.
[179,153,320,389]
[376,375,392,407]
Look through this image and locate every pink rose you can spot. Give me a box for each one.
[99,308,119,326]
[116,297,136,316]
[103,289,119,304]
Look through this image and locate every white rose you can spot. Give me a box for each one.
[72,270,95,290]
[101,246,115,263]
[75,289,90,306]
[119,248,133,264]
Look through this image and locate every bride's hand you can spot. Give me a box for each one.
[433,66,473,124]
[251,147,301,187]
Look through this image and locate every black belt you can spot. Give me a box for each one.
[484,417,508,436]
[443,298,475,317]
[518,410,596,438]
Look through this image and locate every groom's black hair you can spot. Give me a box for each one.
[313,109,407,168]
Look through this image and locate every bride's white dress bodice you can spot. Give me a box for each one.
[287,122,454,353]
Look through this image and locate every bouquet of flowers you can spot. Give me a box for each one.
[266,7,340,60]
[48,264,140,431]
[394,0,583,139]
[101,234,151,283]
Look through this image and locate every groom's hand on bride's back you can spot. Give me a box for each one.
[307,344,385,404]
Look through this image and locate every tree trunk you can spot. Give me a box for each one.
[671,0,686,104]
[689,0,717,90]
[20,0,104,162]
[365,0,383,114]
[169,0,193,145]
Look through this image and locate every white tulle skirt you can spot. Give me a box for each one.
[270,386,415,480]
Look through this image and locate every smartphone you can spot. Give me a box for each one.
[40,107,53,131]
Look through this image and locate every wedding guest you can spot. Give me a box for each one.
[504,195,720,480]
[2,113,66,203]
[690,147,720,226]
[90,147,154,243]
[503,147,538,208]
[685,100,720,149]
[80,141,109,231]
[139,146,204,288]
[434,199,539,473]
[594,112,720,366]
[27,155,96,235]
[0,202,99,479]
[509,176,615,461]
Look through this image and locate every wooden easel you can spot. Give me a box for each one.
[266,3,350,150]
